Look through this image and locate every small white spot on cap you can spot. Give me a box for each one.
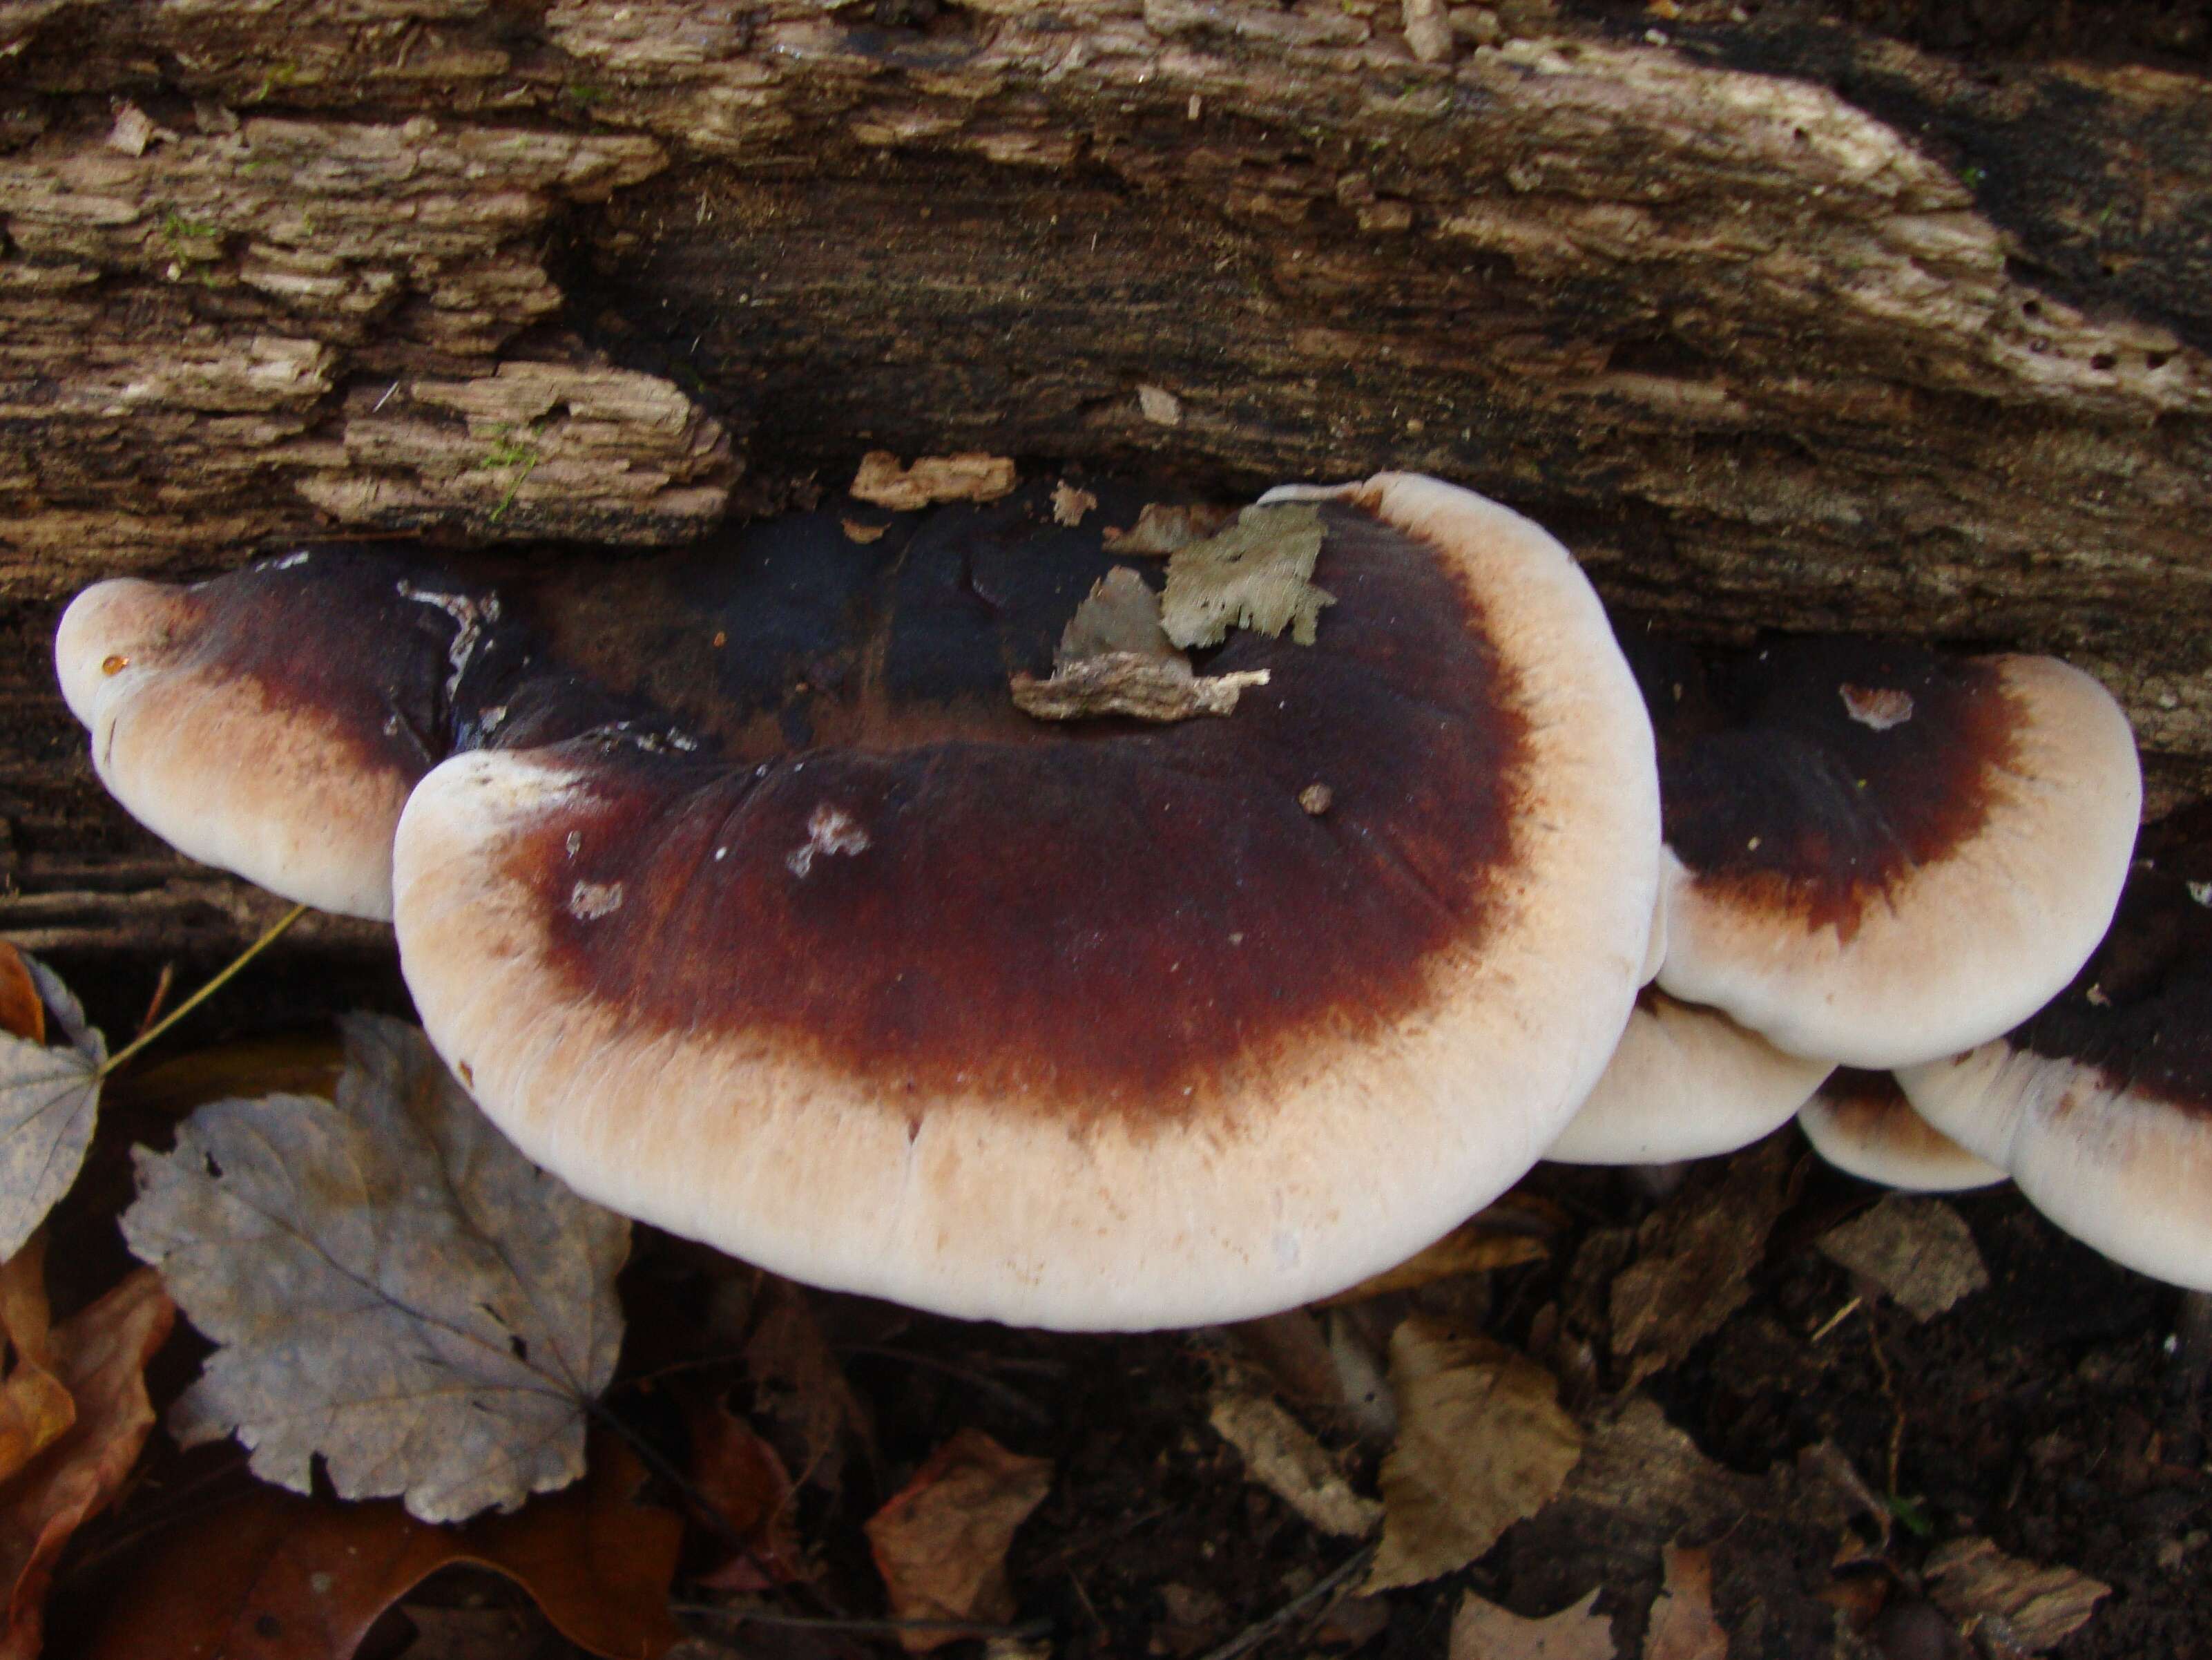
[2189,880,2211,908]
[568,879,624,921]
[1272,1230,1301,1270]
[272,551,311,570]
[1840,683,1914,731]
[787,803,870,879]
[565,831,582,858]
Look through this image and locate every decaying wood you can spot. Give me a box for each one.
[2,0,2209,956]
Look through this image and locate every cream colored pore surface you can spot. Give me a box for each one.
[394,474,1662,1330]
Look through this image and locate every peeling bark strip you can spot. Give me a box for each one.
[1,0,2211,956]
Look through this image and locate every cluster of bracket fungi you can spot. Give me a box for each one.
[52,470,2207,1330]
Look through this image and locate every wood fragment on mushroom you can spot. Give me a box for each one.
[1011,567,1269,723]
[1162,504,1336,648]
[849,450,1017,511]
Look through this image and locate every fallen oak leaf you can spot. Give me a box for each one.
[1449,1587,1615,1660]
[865,1428,1052,1653]
[1366,1318,1583,1592]
[120,1013,629,1523]
[0,1239,75,1485]
[77,1433,683,1660]
[0,1268,173,1660]
[0,958,105,1264]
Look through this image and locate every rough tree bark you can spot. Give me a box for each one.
[2,0,2208,961]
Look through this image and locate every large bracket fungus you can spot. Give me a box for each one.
[57,473,1661,1330]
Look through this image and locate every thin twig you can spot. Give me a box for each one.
[133,962,175,1042]
[675,1604,1055,1641]
[99,903,309,1078]
[1195,1540,1378,1660]
[1810,1295,1862,1343]
[839,1343,1055,1425]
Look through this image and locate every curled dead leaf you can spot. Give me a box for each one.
[1643,1545,1727,1660]
[79,1433,683,1660]
[0,1239,75,1486]
[1366,1318,1583,1592]
[0,1268,173,1660]
[121,1014,629,1523]
[865,1428,1053,1652]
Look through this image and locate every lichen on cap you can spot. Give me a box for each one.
[1633,633,2142,1069]
[392,473,1663,1330]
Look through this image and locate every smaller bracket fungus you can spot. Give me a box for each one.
[54,555,499,919]
[1543,989,1834,1165]
[1898,870,2212,1288]
[1630,634,2142,1069]
[390,473,1662,1329]
[1798,1069,2006,1193]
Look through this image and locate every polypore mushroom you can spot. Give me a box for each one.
[1544,990,1834,1165]
[1797,1069,2005,1192]
[1629,633,2141,1069]
[54,552,506,919]
[1897,869,2212,1287]
[387,473,1662,1329]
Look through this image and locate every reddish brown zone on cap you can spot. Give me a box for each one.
[507,504,1535,1124]
[144,550,488,791]
[1634,636,2020,938]
[2015,872,2212,1118]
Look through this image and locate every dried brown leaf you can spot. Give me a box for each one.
[1609,1138,1797,1383]
[850,450,1017,511]
[0,958,104,1264]
[1014,568,1271,723]
[1207,1384,1380,1538]
[1644,1545,1727,1660]
[0,1239,74,1485]
[79,1434,683,1660]
[0,951,40,1047]
[0,1268,173,1660]
[1449,1588,1615,1660]
[1318,1218,1548,1306]
[865,1428,1053,1652]
[1161,504,1334,649]
[1100,501,1235,555]
[744,1277,872,1494]
[1923,1536,2108,1654]
[120,1014,629,1523]
[1817,1197,1989,1322]
[1366,1319,1583,1591]
[689,1398,808,1590]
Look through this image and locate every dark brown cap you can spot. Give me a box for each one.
[54,553,501,919]
[394,474,1663,1328]
[1642,636,2140,1069]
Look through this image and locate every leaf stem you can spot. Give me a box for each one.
[98,902,309,1078]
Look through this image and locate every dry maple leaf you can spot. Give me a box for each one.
[120,1013,629,1523]
[1366,1317,1584,1592]
[77,1433,682,1660]
[865,1427,1053,1652]
[0,1268,174,1660]
[0,1239,75,1485]
[0,959,105,1263]
[1450,1587,1615,1660]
